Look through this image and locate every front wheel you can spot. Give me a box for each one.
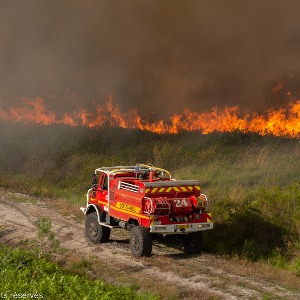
[85,212,111,243]
[130,226,152,258]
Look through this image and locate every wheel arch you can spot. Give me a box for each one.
[85,204,102,223]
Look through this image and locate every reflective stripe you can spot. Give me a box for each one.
[150,216,154,225]
[207,213,212,222]
[145,186,201,194]
[110,205,149,220]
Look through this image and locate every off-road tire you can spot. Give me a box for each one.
[85,212,110,243]
[130,226,152,258]
[184,231,203,254]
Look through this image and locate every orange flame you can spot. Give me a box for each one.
[1,96,300,138]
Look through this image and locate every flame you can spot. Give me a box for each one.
[1,96,300,138]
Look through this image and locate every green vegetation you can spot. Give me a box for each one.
[0,123,299,274]
[36,217,60,259]
[0,217,157,300]
[0,243,157,300]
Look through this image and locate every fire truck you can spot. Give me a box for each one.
[80,164,213,258]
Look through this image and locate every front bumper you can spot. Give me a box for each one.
[150,222,213,234]
[80,207,87,214]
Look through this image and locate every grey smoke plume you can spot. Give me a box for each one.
[0,0,300,118]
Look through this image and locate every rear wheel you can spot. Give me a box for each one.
[85,212,110,243]
[184,231,203,254]
[130,226,152,258]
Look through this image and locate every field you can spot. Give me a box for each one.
[0,123,300,298]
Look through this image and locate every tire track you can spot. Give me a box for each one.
[0,191,299,300]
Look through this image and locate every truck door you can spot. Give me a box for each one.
[98,173,108,204]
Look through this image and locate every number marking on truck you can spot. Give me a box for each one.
[174,199,189,207]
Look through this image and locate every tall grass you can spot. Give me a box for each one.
[0,124,299,272]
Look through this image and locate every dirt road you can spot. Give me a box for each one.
[0,189,299,300]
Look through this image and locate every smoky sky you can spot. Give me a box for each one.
[1,0,300,117]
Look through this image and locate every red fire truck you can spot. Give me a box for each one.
[80,164,213,258]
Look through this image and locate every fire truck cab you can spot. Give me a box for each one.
[80,164,213,258]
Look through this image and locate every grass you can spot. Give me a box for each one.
[0,217,159,300]
[0,123,299,273]
[0,242,158,300]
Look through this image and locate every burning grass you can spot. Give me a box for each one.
[1,97,300,137]
[0,124,299,274]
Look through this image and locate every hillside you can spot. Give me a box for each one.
[0,124,299,273]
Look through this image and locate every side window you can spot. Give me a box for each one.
[99,173,108,191]
[103,175,108,190]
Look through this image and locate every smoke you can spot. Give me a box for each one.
[1,0,300,117]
